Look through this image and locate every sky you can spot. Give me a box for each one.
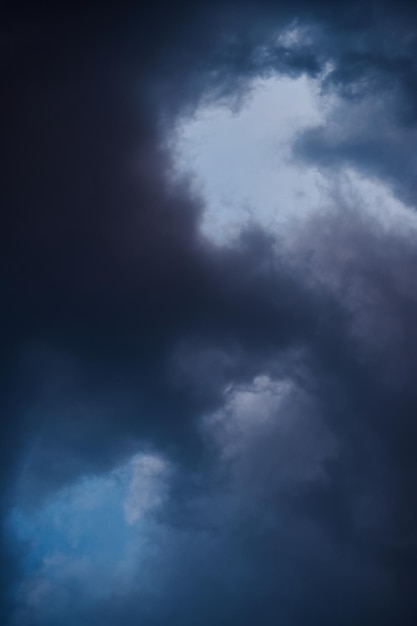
[1,1,417,625]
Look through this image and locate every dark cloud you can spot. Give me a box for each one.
[1,1,417,624]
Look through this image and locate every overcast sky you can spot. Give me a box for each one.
[1,2,417,625]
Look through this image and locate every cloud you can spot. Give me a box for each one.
[1,1,417,624]
[124,454,170,524]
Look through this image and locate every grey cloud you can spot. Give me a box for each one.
[1,1,417,624]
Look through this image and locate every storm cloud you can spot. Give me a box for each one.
[1,1,417,624]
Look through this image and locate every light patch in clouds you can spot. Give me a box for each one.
[205,375,293,458]
[173,75,326,242]
[124,454,170,525]
[173,74,417,244]
[332,168,417,236]
[204,375,336,488]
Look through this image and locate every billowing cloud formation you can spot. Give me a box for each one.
[1,1,417,624]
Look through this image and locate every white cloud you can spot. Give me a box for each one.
[172,75,326,243]
[172,73,417,245]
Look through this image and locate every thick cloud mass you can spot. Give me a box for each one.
[1,1,417,624]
